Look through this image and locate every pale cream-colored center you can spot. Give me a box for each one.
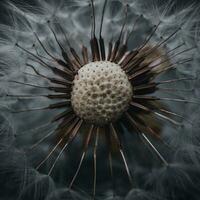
[71,61,133,125]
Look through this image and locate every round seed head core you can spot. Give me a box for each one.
[71,61,133,125]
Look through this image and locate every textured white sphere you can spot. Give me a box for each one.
[71,61,133,125]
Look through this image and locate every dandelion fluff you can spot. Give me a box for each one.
[0,0,200,199]
[145,163,200,200]
[125,189,165,200]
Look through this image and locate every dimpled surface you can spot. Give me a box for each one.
[71,61,133,125]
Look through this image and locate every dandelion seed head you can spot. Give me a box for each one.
[71,61,133,125]
[0,0,200,199]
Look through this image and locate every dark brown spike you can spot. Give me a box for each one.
[12,100,71,113]
[93,127,99,200]
[110,40,120,62]
[48,101,71,109]
[16,43,54,71]
[51,66,74,80]
[53,23,77,71]
[148,47,196,72]
[36,118,82,170]
[12,107,49,113]
[140,120,162,140]
[29,129,55,150]
[47,119,83,175]
[108,148,116,198]
[139,133,168,166]
[125,111,162,140]
[119,147,134,185]
[133,95,200,104]
[52,22,77,70]
[56,114,76,131]
[69,124,94,188]
[55,21,70,46]
[47,128,75,174]
[178,58,193,64]
[26,63,47,78]
[91,0,96,37]
[4,94,49,99]
[51,109,73,122]
[127,14,142,41]
[70,47,82,67]
[144,27,181,58]
[82,45,89,65]
[107,41,113,61]
[90,37,100,61]
[26,64,73,86]
[144,125,171,147]
[157,77,196,85]
[168,46,196,60]
[62,117,82,140]
[110,4,128,62]
[128,107,170,145]
[48,86,72,93]
[94,37,100,61]
[125,112,168,165]
[131,60,172,80]
[125,57,146,73]
[152,58,193,76]
[128,63,150,80]
[23,71,41,79]
[133,95,160,101]
[110,123,133,186]
[99,0,108,61]
[90,33,95,61]
[24,52,73,81]
[158,97,200,104]
[34,32,57,60]
[140,42,184,67]
[36,119,80,170]
[133,82,158,92]
[166,42,185,55]
[130,102,181,126]
[47,94,70,99]
[49,78,72,86]
[159,108,193,125]
[48,140,69,175]
[138,21,161,51]
[34,31,74,72]
[89,0,101,61]
[71,59,81,71]
[18,121,52,136]
[57,59,74,71]
[62,53,77,72]
[48,138,70,175]
[99,0,108,38]
[114,44,128,63]
[8,80,49,90]
[55,118,78,149]
[69,153,86,188]
[33,45,52,61]
[47,21,67,55]
[159,88,194,93]
[120,50,139,68]
[125,112,141,133]
[104,125,116,198]
[99,36,106,61]
[130,102,150,112]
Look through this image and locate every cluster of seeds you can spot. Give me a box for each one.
[71,61,133,125]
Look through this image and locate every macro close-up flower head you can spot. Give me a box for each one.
[0,0,200,199]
